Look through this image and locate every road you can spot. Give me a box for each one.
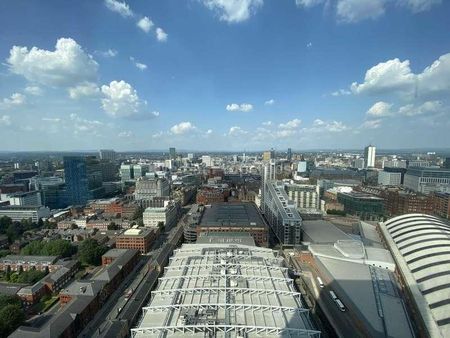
[84,205,190,337]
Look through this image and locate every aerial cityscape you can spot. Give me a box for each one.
[1,0,450,337]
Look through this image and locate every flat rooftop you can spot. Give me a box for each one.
[196,232,256,246]
[199,202,267,229]
[302,220,351,244]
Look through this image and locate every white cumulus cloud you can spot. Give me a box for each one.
[137,16,154,33]
[228,126,248,136]
[2,93,26,106]
[398,100,443,116]
[156,27,168,42]
[279,118,302,129]
[6,38,98,87]
[401,0,442,13]
[226,103,253,112]
[130,57,148,71]
[295,0,325,8]
[68,82,100,99]
[104,0,133,17]
[170,122,196,134]
[360,119,382,129]
[366,101,393,117]
[351,53,450,98]
[264,99,275,105]
[201,0,263,23]
[336,0,385,23]
[118,130,134,138]
[101,80,141,118]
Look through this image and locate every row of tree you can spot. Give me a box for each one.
[21,239,76,258]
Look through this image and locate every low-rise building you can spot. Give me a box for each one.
[337,191,385,221]
[0,255,58,272]
[143,201,178,228]
[197,202,268,247]
[433,192,450,219]
[116,227,158,254]
[0,205,50,222]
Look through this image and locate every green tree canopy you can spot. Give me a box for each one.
[21,240,76,258]
[0,304,25,338]
[78,238,107,266]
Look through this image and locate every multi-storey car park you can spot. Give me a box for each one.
[131,236,320,337]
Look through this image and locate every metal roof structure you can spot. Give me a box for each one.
[380,213,450,338]
[199,202,267,229]
[132,242,320,338]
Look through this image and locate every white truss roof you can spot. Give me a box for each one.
[132,243,320,338]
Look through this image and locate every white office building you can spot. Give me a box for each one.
[378,171,402,186]
[201,155,213,167]
[404,167,450,194]
[143,201,178,228]
[0,206,50,222]
[364,145,376,168]
[135,176,170,201]
[284,182,320,211]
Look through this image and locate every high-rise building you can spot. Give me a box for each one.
[287,148,292,162]
[63,156,89,205]
[169,147,176,160]
[120,164,134,182]
[98,149,116,161]
[262,180,302,244]
[364,145,376,168]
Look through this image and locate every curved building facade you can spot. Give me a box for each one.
[380,213,450,338]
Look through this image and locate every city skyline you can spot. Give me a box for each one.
[1,0,450,151]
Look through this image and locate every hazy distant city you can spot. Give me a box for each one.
[1,0,450,338]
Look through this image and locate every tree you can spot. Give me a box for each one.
[21,240,75,258]
[157,221,165,232]
[78,239,107,266]
[70,223,78,230]
[0,216,12,233]
[0,304,25,338]
[107,222,118,230]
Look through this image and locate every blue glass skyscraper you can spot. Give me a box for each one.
[63,156,89,205]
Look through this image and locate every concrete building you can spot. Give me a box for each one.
[116,227,158,254]
[364,145,376,168]
[197,202,268,247]
[353,158,365,170]
[262,180,302,245]
[143,201,178,229]
[169,147,176,160]
[135,176,170,201]
[296,220,414,338]
[378,170,402,186]
[8,190,42,206]
[120,164,134,181]
[0,205,50,222]
[379,214,450,338]
[131,236,320,337]
[284,182,320,211]
[383,159,407,169]
[404,167,450,194]
[201,155,213,167]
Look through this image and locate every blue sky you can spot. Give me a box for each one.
[0,0,449,151]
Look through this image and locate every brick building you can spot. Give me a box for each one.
[116,227,158,254]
